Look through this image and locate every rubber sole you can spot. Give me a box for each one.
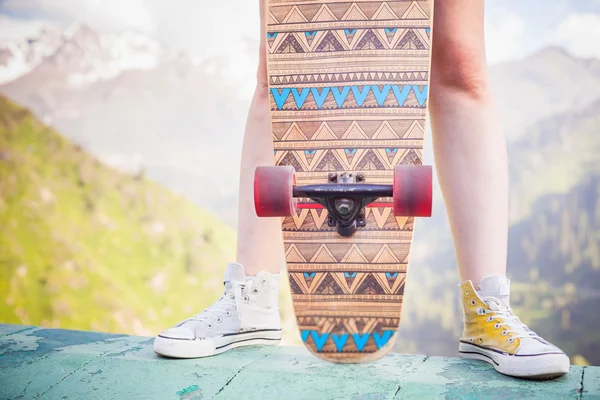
[153,329,282,359]
[458,342,570,379]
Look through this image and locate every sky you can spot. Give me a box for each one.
[1,0,600,97]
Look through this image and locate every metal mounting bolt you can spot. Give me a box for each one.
[335,198,354,215]
[328,173,337,182]
[356,173,365,182]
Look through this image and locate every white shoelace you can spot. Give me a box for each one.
[480,296,540,342]
[187,279,253,328]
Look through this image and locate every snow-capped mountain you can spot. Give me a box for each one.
[0,27,63,84]
[0,24,248,226]
[0,23,162,85]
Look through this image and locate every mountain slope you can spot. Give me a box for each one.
[508,98,600,223]
[489,47,600,142]
[0,95,237,336]
[0,26,247,225]
[0,24,161,85]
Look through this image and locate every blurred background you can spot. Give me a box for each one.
[1,0,599,366]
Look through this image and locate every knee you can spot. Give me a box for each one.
[431,41,489,100]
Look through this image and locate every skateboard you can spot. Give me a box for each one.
[255,0,434,363]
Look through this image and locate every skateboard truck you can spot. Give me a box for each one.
[254,165,432,237]
[300,172,386,236]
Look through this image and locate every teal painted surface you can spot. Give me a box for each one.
[0,324,597,400]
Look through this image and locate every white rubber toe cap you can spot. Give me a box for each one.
[158,327,195,340]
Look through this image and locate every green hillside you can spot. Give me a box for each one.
[0,95,239,336]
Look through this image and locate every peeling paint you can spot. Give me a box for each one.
[0,324,597,400]
[177,385,202,399]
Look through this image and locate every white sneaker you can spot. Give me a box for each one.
[153,263,282,358]
[458,274,570,379]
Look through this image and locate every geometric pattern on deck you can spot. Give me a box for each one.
[267,0,433,360]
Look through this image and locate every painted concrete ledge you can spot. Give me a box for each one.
[0,324,598,400]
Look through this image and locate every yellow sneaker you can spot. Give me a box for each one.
[458,274,570,379]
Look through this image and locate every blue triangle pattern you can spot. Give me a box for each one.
[386,272,399,278]
[311,331,330,351]
[385,28,397,33]
[392,85,412,107]
[412,85,429,106]
[352,333,370,351]
[331,334,350,351]
[344,149,357,154]
[344,272,357,278]
[373,330,395,350]
[301,330,310,342]
[271,85,427,110]
[304,272,316,278]
[331,86,351,108]
[292,88,310,108]
[267,32,278,39]
[372,85,392,106]
[344,29,357,34]
[271,88,290,109]
[300,330,396,352]
[305,150,317,155]
[351,86,370,107]
[305,31,317,37]
[311,87,330,108]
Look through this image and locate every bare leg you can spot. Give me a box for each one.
[235,0,284,276]
[429,0,508,287]
[431,6,572,375]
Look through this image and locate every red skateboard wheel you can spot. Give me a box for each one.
[254,166,297,217]
[393,165,432,217]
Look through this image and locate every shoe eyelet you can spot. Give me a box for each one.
[261,278,267,285]
[494,323,500,329]
[470,299,476,306]
[501,330,508,336]
[225,311,231,316]
[208,324,213,329]
[465,288,470,296]
[508,337,514,343]
[252,288,258,294]
[243,295,249,302]
[478,337,483,344]
[486,316,494,322]
[469,338,474,343]
[217,317,222,323]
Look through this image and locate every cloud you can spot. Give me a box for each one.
[553,13,600,58]
[484,8,527,64]
[0,14,57,41]
[143,0,261,98]
[0,0,259,98]
[1,0,154,33]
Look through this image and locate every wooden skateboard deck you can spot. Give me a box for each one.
[264,0,434,363]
